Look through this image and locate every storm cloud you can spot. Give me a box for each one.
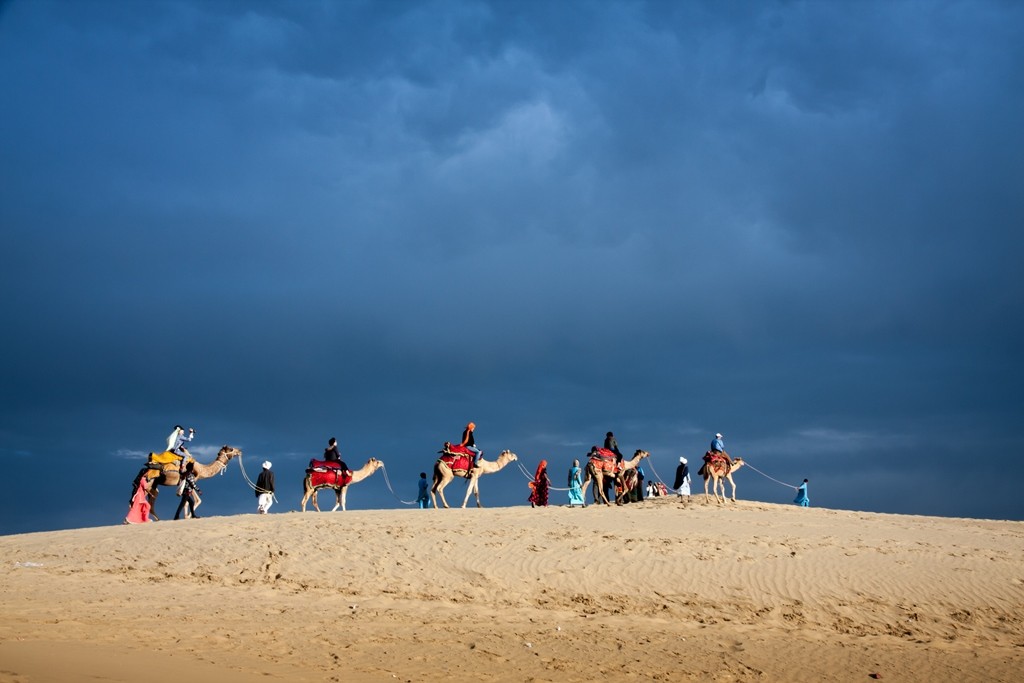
[1,0,1022,533]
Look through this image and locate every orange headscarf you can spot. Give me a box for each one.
[534,460,547,480]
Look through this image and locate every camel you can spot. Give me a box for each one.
[301,458,384,512]
[431,450,518,509]
[580,449,650,505]
[701,456,745,503]
[132,445,242,520]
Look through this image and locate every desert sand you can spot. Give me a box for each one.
[1,495,1022,682]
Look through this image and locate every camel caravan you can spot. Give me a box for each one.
[126,424,750,522]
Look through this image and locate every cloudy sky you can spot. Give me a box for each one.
[1,0,1022,534]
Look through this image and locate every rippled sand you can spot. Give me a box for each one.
[2,497,1022,682]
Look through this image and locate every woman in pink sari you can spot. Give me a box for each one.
[124,477,152,524]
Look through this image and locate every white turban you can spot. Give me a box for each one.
[262,461,272,469]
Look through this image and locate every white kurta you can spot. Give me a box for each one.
[677,476,691,496]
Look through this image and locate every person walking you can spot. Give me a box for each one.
[174,461,201,520]
[528,460,550,507]
[124,477,152,524]
[567,459,585,507]
[673,457,691,498]
[794,479,810,507]
[256,461,275,514]
[417,472,431,509]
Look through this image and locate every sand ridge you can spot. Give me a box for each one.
[1,497,1022,682]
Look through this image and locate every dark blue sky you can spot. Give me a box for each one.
[2,0,1022,534]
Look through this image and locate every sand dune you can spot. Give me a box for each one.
[2,496,1022,682]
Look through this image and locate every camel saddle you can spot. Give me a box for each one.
[438,454,473,481]
[143,451,191,479]
[700,450,731,476]
[438,444,474,478]
[588,448,618,475]
[306,460,353,488]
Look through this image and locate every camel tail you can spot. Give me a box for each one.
[430,460,442,492]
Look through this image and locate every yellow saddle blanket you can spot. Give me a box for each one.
[145,451,192,479]
[148,451,180,466]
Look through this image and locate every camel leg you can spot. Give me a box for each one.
[704,476,713,503]
[597,473,612,506]
[434,473,452,509]
[148,486,161,521]
[586,468,610,506]
[726,475,736,502]
[462,474,481,508]
[336,486,347,512]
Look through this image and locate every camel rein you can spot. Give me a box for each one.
[235,455,280,504]
[741,459,798,489]
[649,452,799,491]
[378,464,419,505]
[515,460,571,491]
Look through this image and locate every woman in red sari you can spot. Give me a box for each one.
[528,459,550,507]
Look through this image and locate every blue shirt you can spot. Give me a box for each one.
[171,430,193,455]
[711,438,724,452]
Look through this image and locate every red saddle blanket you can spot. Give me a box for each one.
[701,451,731,475]
[589,448,618,474]
[703,450,729,465]
[306,460,352,488]
[438,444,474,476]
[438,454,473,472]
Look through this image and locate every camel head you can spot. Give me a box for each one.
[217,445,243,462]
[499,450,517,462]
[634,449,649,460]
[367,457,384,470]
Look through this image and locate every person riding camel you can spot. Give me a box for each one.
[323,437,349,471]
[167,425,195,472]
[604,431,624,465]
[461,422,482,468]
[708,432,733,473]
